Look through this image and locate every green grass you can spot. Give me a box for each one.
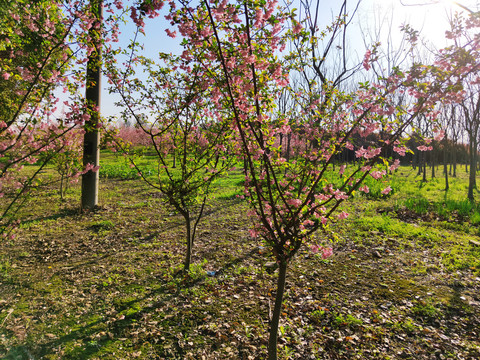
[1,157,480,359]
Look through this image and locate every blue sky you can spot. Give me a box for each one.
[100,0,479,119]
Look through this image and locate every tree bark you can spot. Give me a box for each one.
[468,141,477,201]
[81,0,102,210]
[443,138,449,191]
[417,150,422,175]
[183,212,192,272]
[268,260,288,360]
[422,153,427,182]
[431,144,435,178]
[453,143,457,177]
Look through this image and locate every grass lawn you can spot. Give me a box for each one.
[0,154,479,359]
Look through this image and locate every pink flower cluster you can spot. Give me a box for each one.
[310,245,334,259]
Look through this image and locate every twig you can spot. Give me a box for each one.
[0,308,14,328]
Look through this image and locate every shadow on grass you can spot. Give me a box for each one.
[11,242,264,359]
[19,207,80,228]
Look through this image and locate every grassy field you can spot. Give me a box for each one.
[0,152,479,359]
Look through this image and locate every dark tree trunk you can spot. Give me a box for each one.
[267,260,288,360]
[81,0,103,210]
[183,212,192,272]
[468,141,477,201]
[443,138,449,191]
[422,153,427,182]
[60,175,66,201]
[417,151,422,176]
[453,143,457,177]
[431,146,435,179]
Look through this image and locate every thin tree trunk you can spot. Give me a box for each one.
[431,149,435,178]
[452,143,457,177]
[423,153,427,182]
[60,175,65,201]
[267,260,288,360]
[443,139,449,191]
[453,146,457,177]
[184,212,192,272]
[474,145,478,187]
[468,142,476,201]
[417,151,422,175]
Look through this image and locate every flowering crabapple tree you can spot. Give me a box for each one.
[107,52,235,272]
[41,127,85,201]
[0,0,81,234]
[113,123,152,148]
[170,0,475,357]
[0,0,147,232]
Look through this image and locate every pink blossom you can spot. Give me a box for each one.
[390,159,401,171]
[292,22,303,35]
[334,190,348,200]
[302,219,314,227]
[2,73,10,80]
[355,146,381,159]
[417,145,433,151]
[434,130,445,141]
[370,171,385,180]
[359,185,369,193]
[337,211,349,220]
[363,49,372,71]
[311,245,333,259]
[393,146,407,156]
[321,247,333,259]
[84,163,100,173]
[286,198,302,208]
[381,186,392,195]
[165,29,176,38]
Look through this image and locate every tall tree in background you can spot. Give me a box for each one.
[442,11,480,200]
[461,81,480,200]
[81,0,103,210]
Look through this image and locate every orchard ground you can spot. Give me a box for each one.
[0,152,479,359]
